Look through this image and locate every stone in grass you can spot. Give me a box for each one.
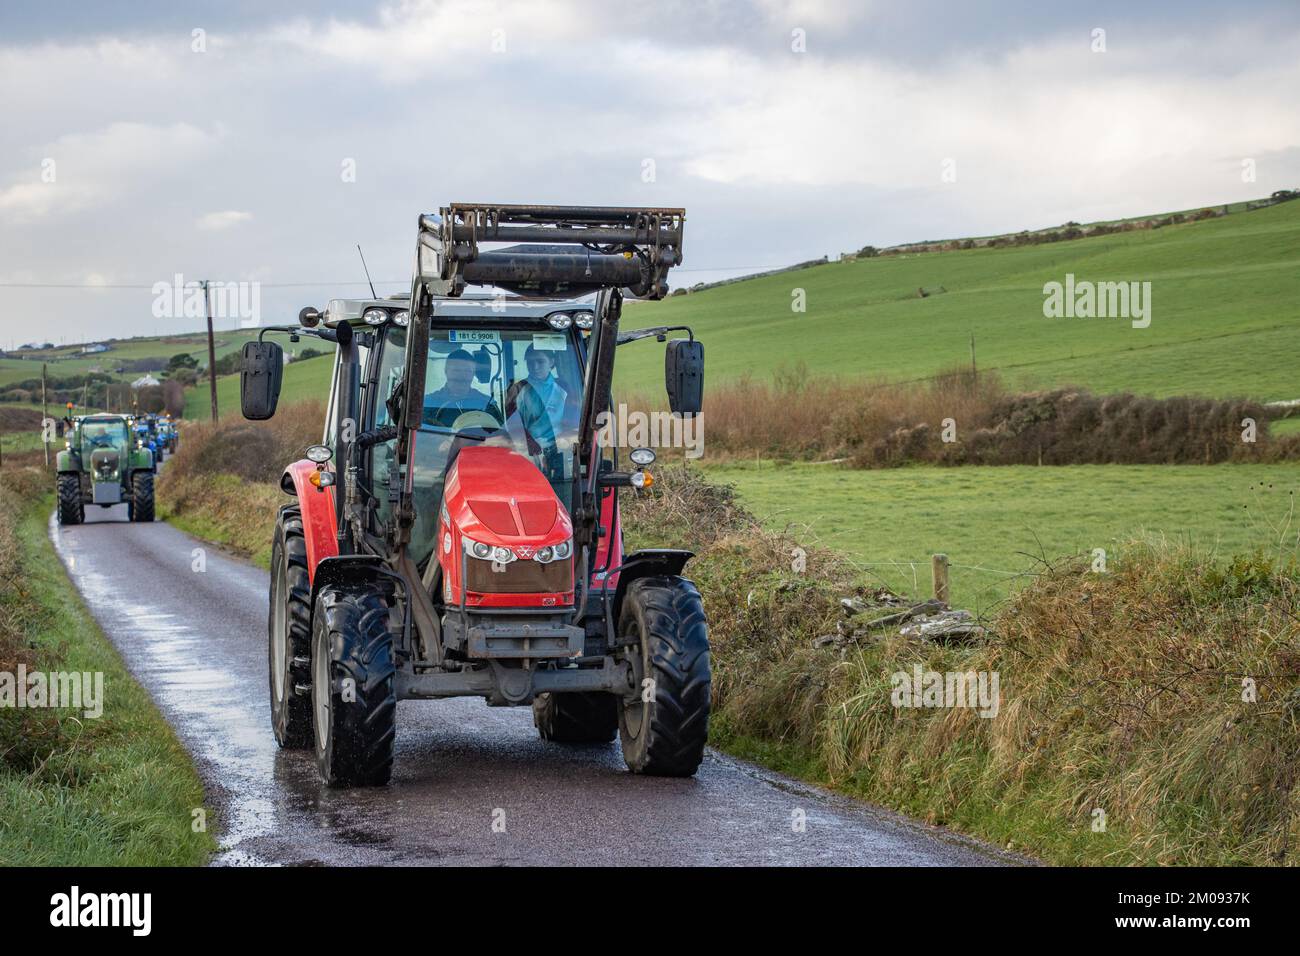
[899,609,988,644]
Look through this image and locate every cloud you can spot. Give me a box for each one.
[0,1,1297,345]
[197,210,253,231]
[0,121,220,223]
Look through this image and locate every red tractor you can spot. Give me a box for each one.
[241,204,708,786]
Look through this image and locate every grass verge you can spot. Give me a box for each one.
[705,459,1300,608]
[0,467,216,865]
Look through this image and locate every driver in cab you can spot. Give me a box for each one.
[422,349,503,428]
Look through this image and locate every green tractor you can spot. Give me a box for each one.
[55,414,156,524]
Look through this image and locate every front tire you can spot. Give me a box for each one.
[130,471,154,522]
[312,585,397,787]
[268,507,312,749]
[533,692,619,743]
[617,576,711,776]
[56,473,83,525]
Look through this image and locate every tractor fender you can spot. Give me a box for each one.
[129,447,154,472]
[55,449,78,473]
[281,459,340,582]
[309,555,390,610]
[611,548,695,619]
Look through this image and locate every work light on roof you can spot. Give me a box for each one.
[572,310,595,330]
[546,312,573,331]
[363,308,388,326]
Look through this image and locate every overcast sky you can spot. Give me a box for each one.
[1,0,1298,346]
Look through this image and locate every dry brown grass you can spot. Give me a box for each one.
[164,401,324,484]
[157,402,323,565]
[627,367,1297,466]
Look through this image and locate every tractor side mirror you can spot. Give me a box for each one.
[240,341,284,420]
[665,339,704,415]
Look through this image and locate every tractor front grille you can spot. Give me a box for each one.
[465,556,572,594]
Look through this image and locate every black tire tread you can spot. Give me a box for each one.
[316,585,397,787]
[130,471,155,522]
[533,691,619,743]
[56,473,83,525]
[620,575,711,776]
[269,506,313,748]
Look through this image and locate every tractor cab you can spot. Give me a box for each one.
[242,204,709,787]
[77,416,133,497]
[367,299,591,568]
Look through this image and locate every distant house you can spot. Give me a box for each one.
[132,374,161,388]
[81,343,110,354]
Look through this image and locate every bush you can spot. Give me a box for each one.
[623,369,1299,467]
[161,401,324,485]
[135,385,165,414]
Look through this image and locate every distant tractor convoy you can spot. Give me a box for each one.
[56,413,156,524]
[242,203,710,786]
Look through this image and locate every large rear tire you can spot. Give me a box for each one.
[312,585,397,787]
[617,576,711,776]
[56,473,83,525]
[533,692,619,743]
[130,471,154,522]
[268,507,313,749]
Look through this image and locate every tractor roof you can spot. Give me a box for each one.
[322,291,598,328]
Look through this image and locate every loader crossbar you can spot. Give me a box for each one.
[416,203,684,299]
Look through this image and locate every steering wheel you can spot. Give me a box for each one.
[434,410,502,454]
[450,410,501,432]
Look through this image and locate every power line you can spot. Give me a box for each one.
[0,265,782,290]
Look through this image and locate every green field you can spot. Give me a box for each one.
[616,199,1300,402]
[173,198,1300,416]
[1,329,260,391]
[182,352,330,419]
[704,460,1300,609]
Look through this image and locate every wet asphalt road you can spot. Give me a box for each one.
[50,502,1014,867]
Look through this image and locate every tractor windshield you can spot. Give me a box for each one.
[80,420,130,453]
[373,324,583,565]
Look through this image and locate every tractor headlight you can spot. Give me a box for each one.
[392,310,409,327]
[462,535,515,563]
[572,311,595,330]
[533,539,572,563]
[363,308,388,326]
[546,312,573,330]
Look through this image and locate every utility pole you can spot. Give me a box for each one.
[41,361,50,467]
[205,279,219,422]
